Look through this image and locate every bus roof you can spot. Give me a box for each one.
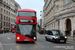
[18,9,36,12]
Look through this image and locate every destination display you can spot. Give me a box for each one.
[19,19,35,23]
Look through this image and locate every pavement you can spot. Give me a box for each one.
[67,36,75,43]
[0,32,75,50]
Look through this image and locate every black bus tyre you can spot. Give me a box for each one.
[32,41,35,43]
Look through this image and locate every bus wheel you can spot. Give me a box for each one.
[32,41,35,43]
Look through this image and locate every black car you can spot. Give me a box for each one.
[45,30,67,43]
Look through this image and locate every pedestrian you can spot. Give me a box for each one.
[3,30,5,34]
[45,30,46,34]
[65,29,69,36]
[40,29,44,34]
[73,30,75,36]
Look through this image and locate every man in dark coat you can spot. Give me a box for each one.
[40,29,44,34]
[65,29,69,36]
[73,30,75,36]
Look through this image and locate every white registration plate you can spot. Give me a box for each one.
[60,40,64,42]
[24,39,29,41]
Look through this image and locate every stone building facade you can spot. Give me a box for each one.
[43,0,75,36]
[0,0,21,31]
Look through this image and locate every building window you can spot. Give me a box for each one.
[6,22,7,26]
[6,17,8,21]
[1,14,2,19]
[57,5,59,11]
[63,0,66,8]
[4,10,5,13]
[1,8,2,12]
[68,0,71,7]
[1,22,2,27]
[9,18,10,21]
[9,12,10,15]
[4,16,5,20]
[4,22,5,26]
[7,11,8,14]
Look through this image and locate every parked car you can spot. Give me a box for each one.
[45,30,67,43]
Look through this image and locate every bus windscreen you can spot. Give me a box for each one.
[16,24,36,37]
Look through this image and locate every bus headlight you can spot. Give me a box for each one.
[34,37,36,39]
[65,36,67,38]
[17,37,20,39]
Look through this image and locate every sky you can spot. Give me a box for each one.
[15,0,44,20]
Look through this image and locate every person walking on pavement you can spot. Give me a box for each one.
[40,29,44,34]
[65,29,69,36]
[73,30,75,36]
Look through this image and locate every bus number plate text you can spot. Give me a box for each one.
[24,39,29,41]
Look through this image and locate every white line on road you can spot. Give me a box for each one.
[2,43,15,45]
[0,42,3,50]
[7,37,11,39]
[10,49,12,50]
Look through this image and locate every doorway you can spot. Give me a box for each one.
[66,19,71,36]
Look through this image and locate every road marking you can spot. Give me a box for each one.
[2,43,15,45]
[7,37,11,39]
[10,49,12,50]
[0,42,3,50]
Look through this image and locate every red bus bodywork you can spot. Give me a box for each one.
[16,9,37,42]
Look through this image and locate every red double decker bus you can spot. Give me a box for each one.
[16,9,37,42]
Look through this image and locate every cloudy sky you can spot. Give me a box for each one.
[15,0,44,20]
